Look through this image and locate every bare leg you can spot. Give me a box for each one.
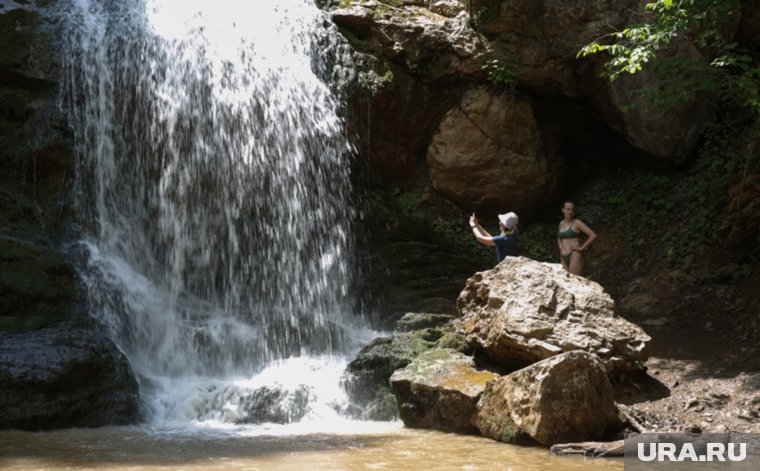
[569,251,584,275]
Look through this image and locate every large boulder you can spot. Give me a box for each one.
[474,350,620,446]
[472,0,642,96]
[427,87,561,214]
[475,0,719,161]
[587,41,717,161]
[390,348,500,433]
[0,319,140,430]
[457,257,650,376]
[341,319,471,420]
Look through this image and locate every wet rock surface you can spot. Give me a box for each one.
[0,318,140,430]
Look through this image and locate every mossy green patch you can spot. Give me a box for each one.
[499,424,521,443]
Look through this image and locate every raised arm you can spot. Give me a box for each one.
[470,214,496,247]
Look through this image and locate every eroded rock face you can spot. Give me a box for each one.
[332,0,490,81]
[588,42,716,161]
[472,0,642,96]
[0,319,140,430]
[332,1,492,186]
[390,348,500,433]
[427,87,560,214]
[457,257,650,375]
[474,350,620,446]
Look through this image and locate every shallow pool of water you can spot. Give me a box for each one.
[0,424,623,471]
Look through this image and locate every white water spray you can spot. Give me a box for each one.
[62,0,372,428]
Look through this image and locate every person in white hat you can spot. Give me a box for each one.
[468,211,519,263]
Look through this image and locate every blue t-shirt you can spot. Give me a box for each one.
[493,233,519,262]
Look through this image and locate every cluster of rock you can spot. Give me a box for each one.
[325,0,758,213]
[344,257,651,446]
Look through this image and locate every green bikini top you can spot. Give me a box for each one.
[558,224,581,239]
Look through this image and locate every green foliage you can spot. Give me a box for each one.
[578,0,760,113]
[357,69,394,97]
[467,6,488,31]
[481,58,518,89]
[518,224,556,263]
[605,118,758,269]
[365,188,485,259]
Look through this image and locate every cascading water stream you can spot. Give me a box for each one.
[62,0,373,428]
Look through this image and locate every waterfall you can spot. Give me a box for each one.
[62,0,370,427]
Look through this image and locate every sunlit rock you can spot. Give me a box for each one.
[390,348,499,433]
[341,331,436,420]
[330,0,490,80]
[475,350,620,446]
[426,87,561,215]
[342,321,470,420]
[457,257,650,376]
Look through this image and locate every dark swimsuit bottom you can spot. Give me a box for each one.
[558,225,581,265]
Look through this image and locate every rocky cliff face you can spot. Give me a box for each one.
[0,0,139,429]
[1,1,74,332]
[330,0,748,214]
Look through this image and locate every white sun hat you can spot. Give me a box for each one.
[498,212,518,230]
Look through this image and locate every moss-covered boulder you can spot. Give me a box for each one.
[390,348,499,433]
[394,312,456,332]
[341,319,470,419]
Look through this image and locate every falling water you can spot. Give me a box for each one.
[62,0,370,427]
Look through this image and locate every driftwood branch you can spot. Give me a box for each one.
[618,404,650,433]
[550,439,625,457]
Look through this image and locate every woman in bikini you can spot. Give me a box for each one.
[557,200,596,275]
